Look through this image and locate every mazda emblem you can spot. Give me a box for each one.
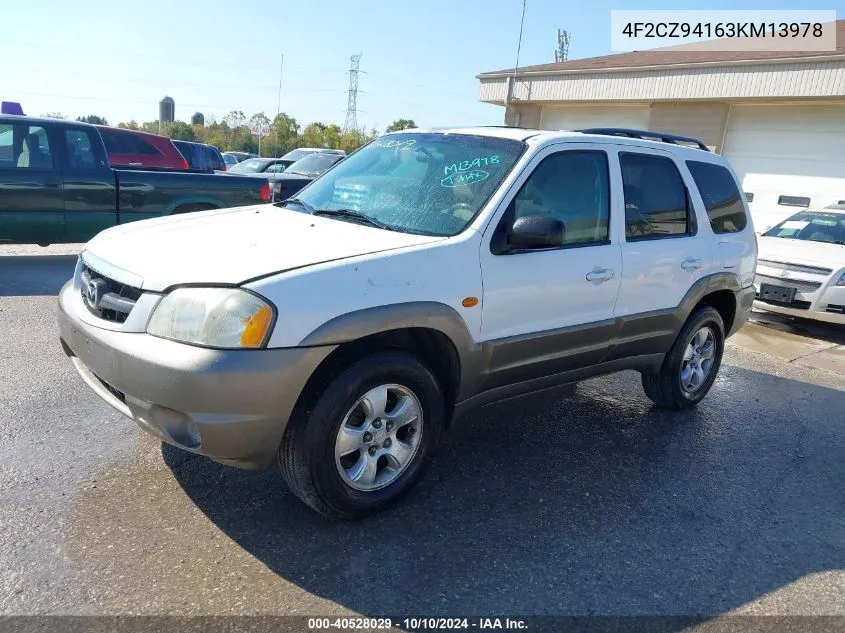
[83,278,107,311]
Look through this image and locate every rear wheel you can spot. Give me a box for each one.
[642,306,725,409]
[279,350,444,520]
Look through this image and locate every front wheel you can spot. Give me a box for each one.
[279,350,445,520]
[641,306,725,409]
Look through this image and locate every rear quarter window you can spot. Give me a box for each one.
[686,160,748,234]
[101,130,161,156]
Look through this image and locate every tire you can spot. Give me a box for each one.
[641,306,725,410]
[279,350,445,520]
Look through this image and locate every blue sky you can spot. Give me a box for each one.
[2,0,839,131]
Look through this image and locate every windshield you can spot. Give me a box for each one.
[282,133,525,236]
[281,148,318,161]
[285,152,343,176]
[763,210,845,245]
[227,158,268,174]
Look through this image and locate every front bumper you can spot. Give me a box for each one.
[753,299,845,325]
[58,281,334,469]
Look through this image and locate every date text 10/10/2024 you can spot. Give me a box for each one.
[307,617,528,630]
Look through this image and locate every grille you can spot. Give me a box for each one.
[757,259,833,275]
[79,264,142,323]
[754,274,822,293]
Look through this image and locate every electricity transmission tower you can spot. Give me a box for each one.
[555,30,571,62]
[343,53,362,133]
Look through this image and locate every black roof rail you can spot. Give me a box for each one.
[575,128,710,152]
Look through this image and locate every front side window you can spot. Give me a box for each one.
[686,160,747,234]
[763,211,845,245]
[283,133,526,236]
[505,150,610,247]
[621,152,690,240]
[0,124,53,169]
[65,129,98,169]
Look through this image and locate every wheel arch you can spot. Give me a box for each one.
[296,302,484,423]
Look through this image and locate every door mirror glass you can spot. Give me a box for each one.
[508,215,565,250]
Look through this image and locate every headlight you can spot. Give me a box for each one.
[837,272,845,287]
[147,288,275,348]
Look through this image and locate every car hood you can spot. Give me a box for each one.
[82,205,443,292]
[757,235,844,269]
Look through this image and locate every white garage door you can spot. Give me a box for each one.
[539,105,651,132]
[722,104,845,231]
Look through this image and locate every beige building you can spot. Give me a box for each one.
[477,20,845,226]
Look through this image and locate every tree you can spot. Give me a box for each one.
[322,124,343,150]
[40,112,66,119]
[77,114,108,125]
[338,130,365,154]
[385,118,416,132]
[168,121,195,141]
[117,120,139,130]
[269,112,300,156]
[223,110,246,130]
[300,122,327,148]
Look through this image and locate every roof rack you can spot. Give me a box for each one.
[575,128,710,152]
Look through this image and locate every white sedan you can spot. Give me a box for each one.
[754,205,845,325]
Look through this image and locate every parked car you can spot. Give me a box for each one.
[222,153,239,169]
[753,204,845,324]
[280,147,345,162]
[96,125,188,170]
[57,127,756,519]
[223,151,257,163]
[267,152,344,200]
[172,140,227,172]
[0,116,270,244]
[226,157,294,175]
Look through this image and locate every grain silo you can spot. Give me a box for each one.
[191,112,204,126]
[159,96,175,123]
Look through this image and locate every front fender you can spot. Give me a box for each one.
[298,301,485,400]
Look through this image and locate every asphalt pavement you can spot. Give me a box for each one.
[1,248,844,628]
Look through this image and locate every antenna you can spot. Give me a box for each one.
[511,0,527,100]
[343,53,361,134]
[274,53,284,160]
[555,29,571,62]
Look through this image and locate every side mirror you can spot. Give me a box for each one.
[507,215,565,251]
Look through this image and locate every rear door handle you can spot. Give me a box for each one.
[586,268,614,283]
[127,162,143,167]
[681,258,703,270]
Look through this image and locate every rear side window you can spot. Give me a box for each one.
[620,153,690,240]
[101,130,161,156]
[208,148,224,170]
[686,160,747,234]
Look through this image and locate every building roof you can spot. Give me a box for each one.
[480,19,845,77]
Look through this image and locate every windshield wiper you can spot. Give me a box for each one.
[275,197,313,212]
[312,208,394,231]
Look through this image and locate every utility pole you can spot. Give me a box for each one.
[343,53,361,134]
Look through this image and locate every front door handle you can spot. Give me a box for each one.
[681,258,703,271]
[586,267,614,283]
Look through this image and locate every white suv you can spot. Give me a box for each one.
[58,127,757,519]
